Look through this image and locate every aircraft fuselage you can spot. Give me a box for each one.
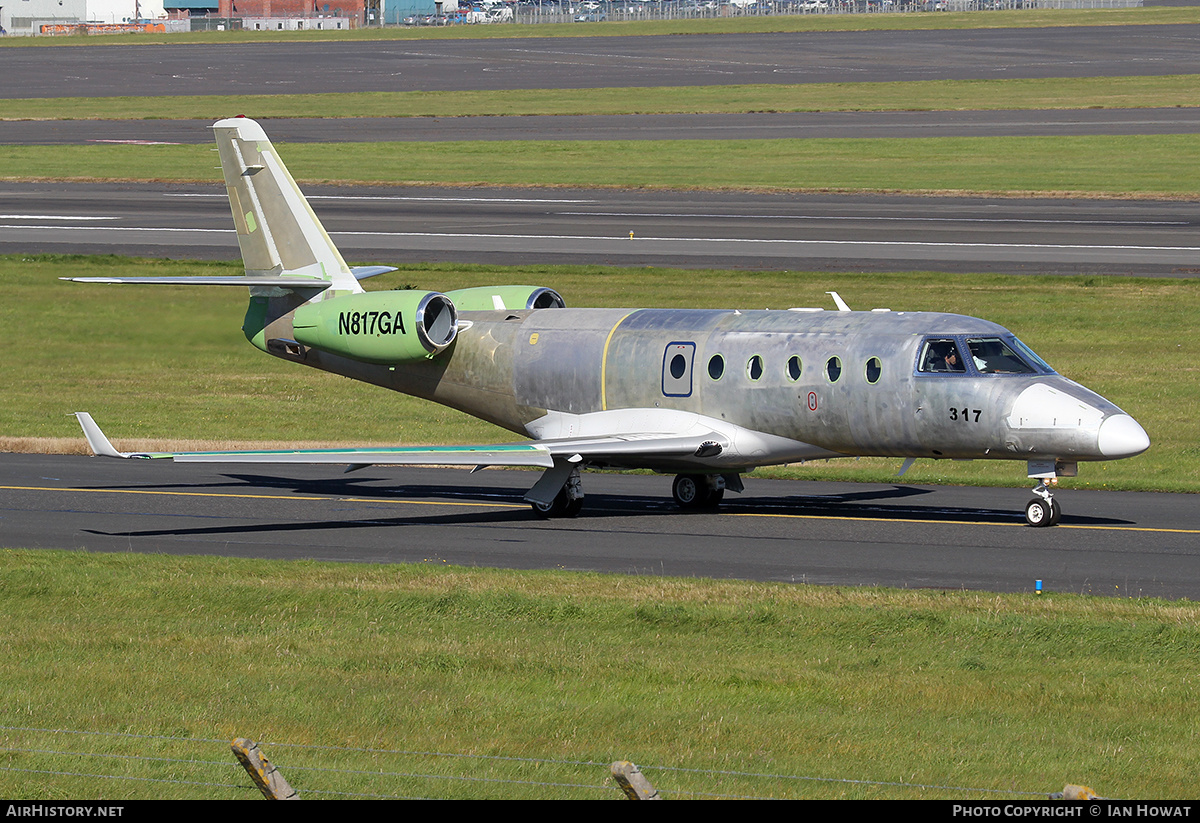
[261,302,1145,473]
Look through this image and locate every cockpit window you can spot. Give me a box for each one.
[1008,337,1055,374]
[918,339,966,373]
[965,338,1037,374]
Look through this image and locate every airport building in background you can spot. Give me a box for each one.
[2,0,88,34]
[160,0,371,28]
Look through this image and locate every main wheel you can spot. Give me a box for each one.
[1025,498,1058,528]
[672,475,723,510]
[531,488,582,519]
[672,474,702,508]
[532,488,567,519]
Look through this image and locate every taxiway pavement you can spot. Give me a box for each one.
[4,26,1200,98]
[3,454,1196,598]
[3,182,1197,275]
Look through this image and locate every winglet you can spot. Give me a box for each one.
[73,412,132,459]
[827,291,852,312]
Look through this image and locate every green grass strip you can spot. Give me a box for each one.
[2,549,1198,799]
[4,75,1199,121]
[8,256,1198,492]
[2,7,1198,48]
[2,135,1197,197]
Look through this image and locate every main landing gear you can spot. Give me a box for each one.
[531,488,584,519]
[1024,480,1062,527]
[672,474,725,510]
[530,465,584,519]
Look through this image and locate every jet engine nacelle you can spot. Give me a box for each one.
[443,285,565,312]
[291,290,458,364]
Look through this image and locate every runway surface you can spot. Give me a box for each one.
[4,181,1197,275]
[8,108,1200,144]
[2,454,1195,598]
[4,25,1200,98]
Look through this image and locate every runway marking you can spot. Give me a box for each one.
[0,485,523,510]
[0,215,116,221]
[340,497,521,509]
[727,511,1200,534]
[88,139,182,146]
[4,485,1194,533]
[9,227,1197,256]
[557,212,1190,227]
[19,224,1200,254]
[2,485,326,502]
[166,193,598,204]
[324,230,1200,255]
[0,225,232,234]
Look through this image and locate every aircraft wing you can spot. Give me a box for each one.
[73,413,724,470]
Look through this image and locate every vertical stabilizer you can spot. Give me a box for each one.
[213,117,362,294]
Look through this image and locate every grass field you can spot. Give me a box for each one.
[4,76,1200,121]
[1,549,1198,800]
[6,255,1197,492]
[4,134,1198,198]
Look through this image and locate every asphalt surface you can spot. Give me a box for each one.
[8,108,1200,144]
[4,181,1198,275]
[4,454,1196,598]
[4,25,1200,97]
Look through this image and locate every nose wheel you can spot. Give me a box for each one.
[1024,482,1062,527]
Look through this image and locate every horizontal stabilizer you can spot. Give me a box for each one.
[61,276,333,290]
[351,266,398,281]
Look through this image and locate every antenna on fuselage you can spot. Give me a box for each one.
[827,292,851,312]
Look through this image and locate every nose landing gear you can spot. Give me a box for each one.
[1024,479,1062,527]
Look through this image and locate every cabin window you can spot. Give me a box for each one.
[747,355,764,381]
[826,356,842,383]
[966,338,1037,374]
[786,355,802,382]
[865,357,882,384]
[708,354,725,380]
[669,354,687,380]
[918,338,966,374]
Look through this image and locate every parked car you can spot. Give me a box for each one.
[573,11,607,19]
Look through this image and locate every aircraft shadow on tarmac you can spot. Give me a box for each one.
[76,473,1137,539]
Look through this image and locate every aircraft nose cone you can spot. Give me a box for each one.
[1097,414,1150,459]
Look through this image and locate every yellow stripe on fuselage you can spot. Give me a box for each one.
[600,311,636,412]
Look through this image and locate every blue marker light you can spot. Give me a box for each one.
[1035,579,1043,594]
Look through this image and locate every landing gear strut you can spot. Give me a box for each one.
[672,474,725,510]
[1024,480,1062,527]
